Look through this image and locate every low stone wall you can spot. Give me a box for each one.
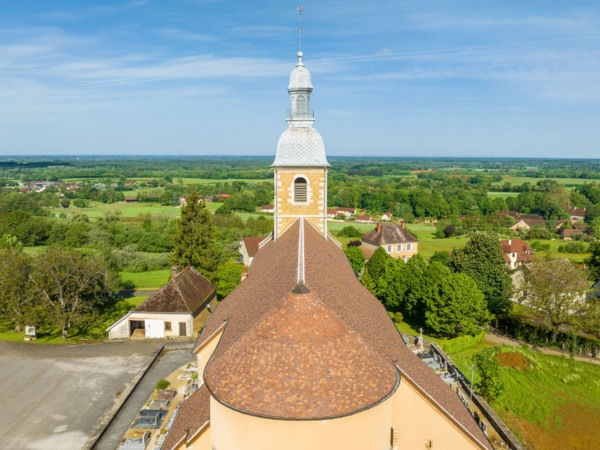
[84,344,165,450]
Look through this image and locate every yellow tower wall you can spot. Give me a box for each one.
[274,167,327,238]
[210,395,393,450]
[392,374,484,449]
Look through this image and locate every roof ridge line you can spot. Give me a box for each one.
[172,272,191,312]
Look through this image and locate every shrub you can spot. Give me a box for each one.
[155,379,170,390]
[474,349,504,402]
[337,226,362,238]
[530,240,550,252]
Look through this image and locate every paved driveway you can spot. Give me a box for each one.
[0,340,159,450]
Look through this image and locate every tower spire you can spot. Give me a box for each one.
[296,5,304,54]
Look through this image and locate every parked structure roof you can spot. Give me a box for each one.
[135,267,215,314]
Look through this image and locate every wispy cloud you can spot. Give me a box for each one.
[155,28,218,42]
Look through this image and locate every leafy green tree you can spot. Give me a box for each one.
[587,242,600,282]
[376,258,408,311]
[362,247,390,283]
[474,349,504,402]
[172,191,221,282]
[425,272,491,337]
[64,222,89,247]
[30,248,113,339]
[215,262,243,299]
[519,259,590,341]
[337,226,362,238]
[449,233,512,316]
[0,234,23,250]
[402,254,429,319]
[0,249,34,332]
[344,246,365,274]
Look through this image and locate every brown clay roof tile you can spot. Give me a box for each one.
[361,222,418,245]
[194,221,490,447]
[135,267,215,314]
[163,384,210,450]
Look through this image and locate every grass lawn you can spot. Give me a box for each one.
[418,236,468,259]
[493,176,600,189]
[120,269,170,289]
[178,177,268,185]
[448,343,600,448]
[0,294,149,344]
[527,239,590,264]
[50,201,181,219]
[399,318,600,448]
[487,191,520,198]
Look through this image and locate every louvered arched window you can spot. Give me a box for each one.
[294,177,307,203]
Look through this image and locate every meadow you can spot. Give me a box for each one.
[397,320,600,449]
[493,175,600,189]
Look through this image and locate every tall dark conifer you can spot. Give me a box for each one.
[172,191,221,281]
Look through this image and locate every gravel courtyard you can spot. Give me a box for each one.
[0,340,159,450]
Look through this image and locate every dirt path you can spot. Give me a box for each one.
[485,332,600,366]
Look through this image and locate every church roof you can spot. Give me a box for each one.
[162,384,210,450]
[135,267,215,314]
[205,288,398,419]
[195,221,490,447]
[272,127,329,167]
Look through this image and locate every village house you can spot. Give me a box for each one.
[561,229,584,240]
[239,236,265,267]
[107,267,216,340]
[354,214,374,224]
[509,214,545,233]
[125,196,138,203]
[567,204,586,223]
[162,49,492,450]
[360,221,418,261]
[259,204,274,213]
[381,212,393,221]
[500,239,535,269]
[333,206,356,217]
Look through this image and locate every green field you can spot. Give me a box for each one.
[397,319,600,448]
[449,343,600,448]
[50,201,181,219]
[487,191,520,198]
[530,239,590,264]
[120,269,170,289]
[494,176,600,188]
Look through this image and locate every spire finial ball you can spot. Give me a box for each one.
[297,51,303,61]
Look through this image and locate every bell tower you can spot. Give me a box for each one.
[272,51,329,240]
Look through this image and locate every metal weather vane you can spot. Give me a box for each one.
[296,5,304,52]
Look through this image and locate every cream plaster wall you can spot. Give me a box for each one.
[361,240,419,261]
[196,327,224,376]
[109,312,193,339]
[274,167,327,238]
[180,426,211,450]
[392,376,483,450]
[209,395,393,450]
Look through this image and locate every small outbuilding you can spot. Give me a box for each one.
[107,267,216,340]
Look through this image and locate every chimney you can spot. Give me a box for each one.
[377,223,382,232]
[401,219,406,230]
[508,239,512,246]
[171,265,181,278]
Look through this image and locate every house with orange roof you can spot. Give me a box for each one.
[500,239,535,269]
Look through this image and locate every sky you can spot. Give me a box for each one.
[0,0,599,158]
